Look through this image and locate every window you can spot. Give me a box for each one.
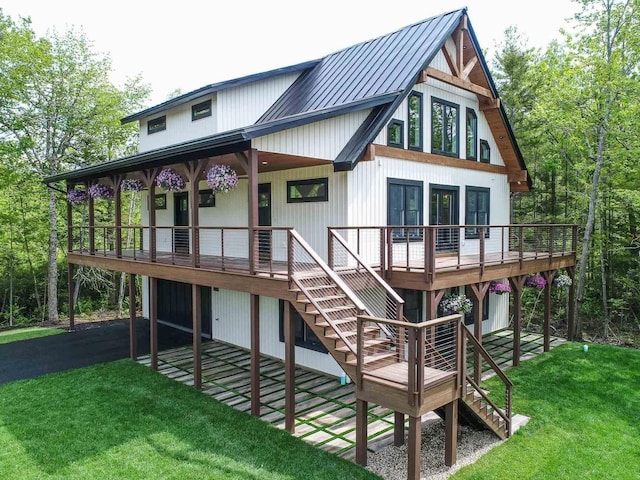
[407,91,423,151]
[192,100,212,121]
[465,187,490,239]
[147,115,166,134]
[466,108,477,160]
[387,178,423,240]
[287,178,328,203]
[431,97,459,157]
[387,119,404,148]
[198,189,215,207]
[480,140,490,163]
[279,300,327,353]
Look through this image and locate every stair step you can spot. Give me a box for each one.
[325,326,378,339]
[315,317,357,328]
[299,294,348,303]
[306,305,357,316]
[335,337,390,353]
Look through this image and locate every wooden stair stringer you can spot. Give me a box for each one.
[458,386,510,439]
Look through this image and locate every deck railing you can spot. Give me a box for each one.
[333,224,577,281]
[69,226,292,277]
[356,314,462,407]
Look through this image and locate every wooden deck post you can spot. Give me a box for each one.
[509,275,527,367]
[129,273,137,360]
[186,161,205,268]
[251,293,261,417]
[541,271,556,352]
[87,181,95,255]
[67,263,74,331]
[193,284,202,389]
[407,415,422,480]
[566,266,576,340]
[235,149,259,275]
[394,411,405,446]
[355,398,368,466]
[445,400,458,466]
[66,186,75,330]
[469,282,490,384]
[284,300,295,432]
[425,290,444,367]
[149,276,158,370]
[112,175,123,258]
[142,169,159,262]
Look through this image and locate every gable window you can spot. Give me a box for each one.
[431,97,459,157]
[387,119,404,148]
[480,140,490,163]
[192,100,212,121]
[387,178,423,240]
[147,116,166,134]
[466,108,477,160]
[465,187,490,239]
[279,300,327,353]
[287,178,328,203]
[407,91,423,151]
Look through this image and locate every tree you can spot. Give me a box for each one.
[0,11,148,323]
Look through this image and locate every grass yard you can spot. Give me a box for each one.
[453,342,640,479]
[0,326,65,344]
[0,360,380,480]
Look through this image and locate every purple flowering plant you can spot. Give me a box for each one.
[88,183,114,199]
[206,164,238,193]
[67,189,88,204]
[525,274,547,290]
[489,280,511,295]
[440,294,472,315]
[120,179,143,192]
[157,168,185,192]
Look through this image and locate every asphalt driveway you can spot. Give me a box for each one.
[0,319,192,386]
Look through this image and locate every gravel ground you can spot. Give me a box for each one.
[367,418,502,480]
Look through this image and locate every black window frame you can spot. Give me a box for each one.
[387,178,424,242]
[387,119,404,148]
[147,115,166,135]
[191,99,212,121]
[466,108,477,160]
[198,189,215,207]
[480,139,490,164]
[431,97,460,157]
[465,186,490,239]
[286,178,329,203]
[278,300,327,353]
[407,91,423,151]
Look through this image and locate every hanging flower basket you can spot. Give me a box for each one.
[120,179,144,192]
[67,189,88,204]
[489,280,511,295]
[206,164,238,194]
[439,294,472,315]
[525,274,547,290]
[88,183,114,199]
[553,273,572,288]
[156,168,185,192]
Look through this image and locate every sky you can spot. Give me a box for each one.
[1,0,579,107]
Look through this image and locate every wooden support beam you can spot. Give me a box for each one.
[566,266,576,340]
[112,175,124,258]
[129,273,136,360]
[142,169,159,263]
[407,415,422,480]
[186,161,205,269]
[469,282,490,384]
[360,143,376,162]
[149,276,158,370]
[87,181,95,255]
[284,300,295,432]
[479,97,501,111]
[425,67,494,99]
[509,275,527,367]
[68,263,75,331]
[441,44,459,77]
[445,400,458,466]
[394,411,405,446]
[542,271,557,352]
[251,293,261,417]
[461,56,478,80]
[355,399,368,466]
[236,150,259,274]
[507,170,528,183]
[192,284,202,389]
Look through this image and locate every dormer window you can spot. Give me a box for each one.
[147,116,166,135]
[192,100,212,121]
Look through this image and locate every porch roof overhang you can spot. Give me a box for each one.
[45,92,399,185]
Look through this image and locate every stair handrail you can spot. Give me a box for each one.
[462,324,513,436]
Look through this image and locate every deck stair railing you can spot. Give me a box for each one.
[462,325,513,438]
[356,314,462,406]
[328,229,405,337]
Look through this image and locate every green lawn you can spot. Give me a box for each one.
[0,326,65,344]
[0,360,381,480]
[453,342,640,479]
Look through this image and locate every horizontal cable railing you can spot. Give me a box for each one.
[463,324,513,437]
[356,314,462,406]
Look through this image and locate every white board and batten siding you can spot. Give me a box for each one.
[216,72,301,132]
[138,95,217,153]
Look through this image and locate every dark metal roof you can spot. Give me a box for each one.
[121,59,321,124]
[258,9,464,124]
